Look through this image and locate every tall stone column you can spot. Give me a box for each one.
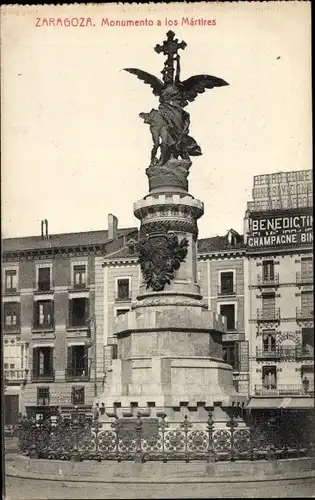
[96,162,245,421]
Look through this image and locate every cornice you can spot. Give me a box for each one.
[2,244,108,262]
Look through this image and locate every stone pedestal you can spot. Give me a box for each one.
[96,160,246,420]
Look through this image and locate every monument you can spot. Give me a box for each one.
[96,31,246,421]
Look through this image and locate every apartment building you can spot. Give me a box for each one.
[3,216,137,424]
[244,170,314,409]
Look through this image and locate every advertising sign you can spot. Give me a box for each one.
[247,214,313,248]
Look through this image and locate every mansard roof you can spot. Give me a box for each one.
[2,227,138,253]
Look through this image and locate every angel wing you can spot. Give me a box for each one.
[180,74,229,104]
[124,68,164,97]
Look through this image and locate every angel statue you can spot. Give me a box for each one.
[124,31,229,167]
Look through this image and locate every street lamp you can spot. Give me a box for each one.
[86,315,98,398]
[302,376,310,394]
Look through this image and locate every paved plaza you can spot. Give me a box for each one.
[4,473,315,499]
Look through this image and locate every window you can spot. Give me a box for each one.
[222,343,236,369]
[73,265,87,289]
[66,345,89,378]
[220,304,236,331]
[302,328,314,351]
[220,272,234,295]
[116,309,130,317]
[263,330,276,352]
[301,257,313,278]
[262,260,274,281]
[37,388,50,406]
[10,363,15,369]
[68,298,89,327]
[5,270,17,292]
[33,347,54,379]
[301,291,313,315]
[262,366,277,389]
[37,267,51,291]
[4,363,8,370]
[3,302,20,330]
[262,293,276,317]
[33,300,54,329]
[116,279,130,301]
[71,387,85,405]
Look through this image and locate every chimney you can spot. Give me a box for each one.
[40,219,49,240]
[108,213,118,240]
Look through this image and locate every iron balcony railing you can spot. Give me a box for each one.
[115,294,132,302]
[32,319,55,331]
[3,322,21,333]
[31,370,55,383]
[257,274,279,287]
[296,308,314,321]
[4,286,19,295]
[256,347,296,359]
[65,367,90,381]
[296,272,313,286]
[256,346,314,360]
[217,285,236,296]
[254,384,313,396]
[68,278,90,291]
[257,308,281,322]
[34,280,55,293]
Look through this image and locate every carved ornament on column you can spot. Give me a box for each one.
[138,226,189,291]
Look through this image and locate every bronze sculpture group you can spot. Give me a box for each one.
[124,31,229,167]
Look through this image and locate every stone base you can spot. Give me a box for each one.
[146,159,192,194]
[96,304,246,419]
[12,455,315,483]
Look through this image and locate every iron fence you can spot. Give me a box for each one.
[16,409,315,463]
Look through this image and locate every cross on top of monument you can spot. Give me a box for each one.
[154,30,187,85]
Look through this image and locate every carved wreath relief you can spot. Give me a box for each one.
[138,230,189,291]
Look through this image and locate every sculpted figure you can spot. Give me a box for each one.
[124,31,229,167]
[139,87,201,167]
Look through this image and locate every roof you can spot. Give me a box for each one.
[2,227,137,253]
[198,231,245,253]
[103,229,245,261]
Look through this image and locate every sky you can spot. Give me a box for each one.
[1,2,312,240]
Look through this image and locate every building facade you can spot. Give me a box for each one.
[244,170,314,409]
[2,215,137,423]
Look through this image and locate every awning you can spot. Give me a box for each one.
[247,397,314,410]
[247,398,283,409]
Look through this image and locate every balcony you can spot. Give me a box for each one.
[296,308,314,321]
[68,278,90,292]
[65,367,90,382]
[3,323,21,334]
[34,280,54,294]
[217,285,236,297]
[32,320,55,332]
[31,370,55,383]
[115,294,131,302]
[295,346,314,360]
[256,347,296,360]
[4,287,20,296]
[66,320,89,331]
[257,274,279,287]
[4,368,28,384]
[296,272,313,286]
[257,308,281,322]
[254,384,313,397]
